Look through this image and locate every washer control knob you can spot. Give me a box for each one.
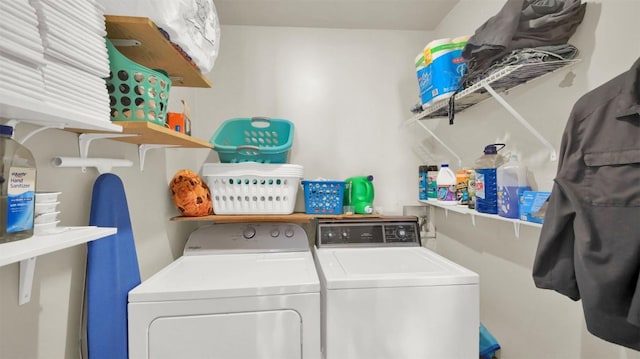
[284,228,295,238]
[270,228,280,238]
[395,227,408,241]
[243,227,256,239]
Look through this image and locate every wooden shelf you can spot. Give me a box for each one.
[171,213,383,223]
[105,15,212,88]
[68,121,212,148]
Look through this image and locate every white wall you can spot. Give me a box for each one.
[191,25,432,214]
[2,1,640,358]
[430,1,640,358]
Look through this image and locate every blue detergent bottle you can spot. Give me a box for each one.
[474,144,506,214]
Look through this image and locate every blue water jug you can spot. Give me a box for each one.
[474,144,506,214]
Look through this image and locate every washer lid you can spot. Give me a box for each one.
[314,247,478,289]
[129,252,320,302]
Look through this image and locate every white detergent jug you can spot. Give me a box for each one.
[497,154,531,218]
[436,164,457,205]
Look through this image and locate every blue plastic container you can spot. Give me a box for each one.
[302,180,345,214]
[210,117,294,163]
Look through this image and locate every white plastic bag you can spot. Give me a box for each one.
[100,0,220,74]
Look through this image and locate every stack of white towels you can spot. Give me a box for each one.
[0,0,112,126]
[0,0,47,102]
[31,0,111,124]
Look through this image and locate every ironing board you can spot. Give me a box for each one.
[86,173,141,359]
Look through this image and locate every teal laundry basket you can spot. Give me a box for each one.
[210,117,294,163]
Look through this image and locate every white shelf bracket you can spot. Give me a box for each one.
[413,120,463,167]
[470,213,476,226]
[426,206,436,237]
[110,39,141,47]
[513,222,521,239]
[78,133,139,159]
[4,119,63,145]
[19,257,36,305]
[138,144,179,171]
[482,83,557,161]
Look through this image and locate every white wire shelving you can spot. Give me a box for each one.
[406,59,581,163]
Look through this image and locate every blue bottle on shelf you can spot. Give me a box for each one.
[474,144,506,214]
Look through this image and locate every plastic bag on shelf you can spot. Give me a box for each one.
[101,0,220,74]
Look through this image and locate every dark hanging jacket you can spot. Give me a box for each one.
[532,57,640,351]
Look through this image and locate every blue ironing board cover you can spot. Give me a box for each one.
[86,173,141,359]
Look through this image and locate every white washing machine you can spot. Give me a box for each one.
[313,217,479,359]
[128,223,321,359]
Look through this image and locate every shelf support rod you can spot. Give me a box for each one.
[19,257,36,305]
[138,144,180,171]
[482,83,557,161]
[414,120,463,167]
[513,222,521,239]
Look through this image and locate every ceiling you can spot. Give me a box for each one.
[213,0,460,31]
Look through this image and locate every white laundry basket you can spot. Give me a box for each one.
[202,162,304,214]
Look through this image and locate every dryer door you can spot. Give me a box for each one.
[148,309,302,359]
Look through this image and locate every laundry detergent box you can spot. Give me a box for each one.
[519,191,551,224]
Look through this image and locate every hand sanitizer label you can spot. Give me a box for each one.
[7,167,36,233]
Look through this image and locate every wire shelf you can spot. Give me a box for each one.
[413,59,581,120]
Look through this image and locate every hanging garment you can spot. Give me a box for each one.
[85,173,141,359]
[532,57,640,350]
[462,0,586,86]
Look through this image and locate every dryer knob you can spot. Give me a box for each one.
[243,227,256,239]
[284,228,295,238]
[270,228,280,237]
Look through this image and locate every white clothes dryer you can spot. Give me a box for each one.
[128,223,321,359]
[313,217,479,359]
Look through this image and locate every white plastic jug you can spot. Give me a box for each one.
[497,154,531,218]
[436,164,457,205]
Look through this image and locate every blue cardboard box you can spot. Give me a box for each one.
[519,191,551,224]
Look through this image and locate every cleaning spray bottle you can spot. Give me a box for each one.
[344,175,375,214]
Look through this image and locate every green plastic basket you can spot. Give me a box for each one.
[209,117,294,163]
[105,38,171,125]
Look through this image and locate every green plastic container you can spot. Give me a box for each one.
[105,38,171,126]
[344,175,375,214]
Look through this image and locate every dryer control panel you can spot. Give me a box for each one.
[316,217,420,248]
[184,223,310,255]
